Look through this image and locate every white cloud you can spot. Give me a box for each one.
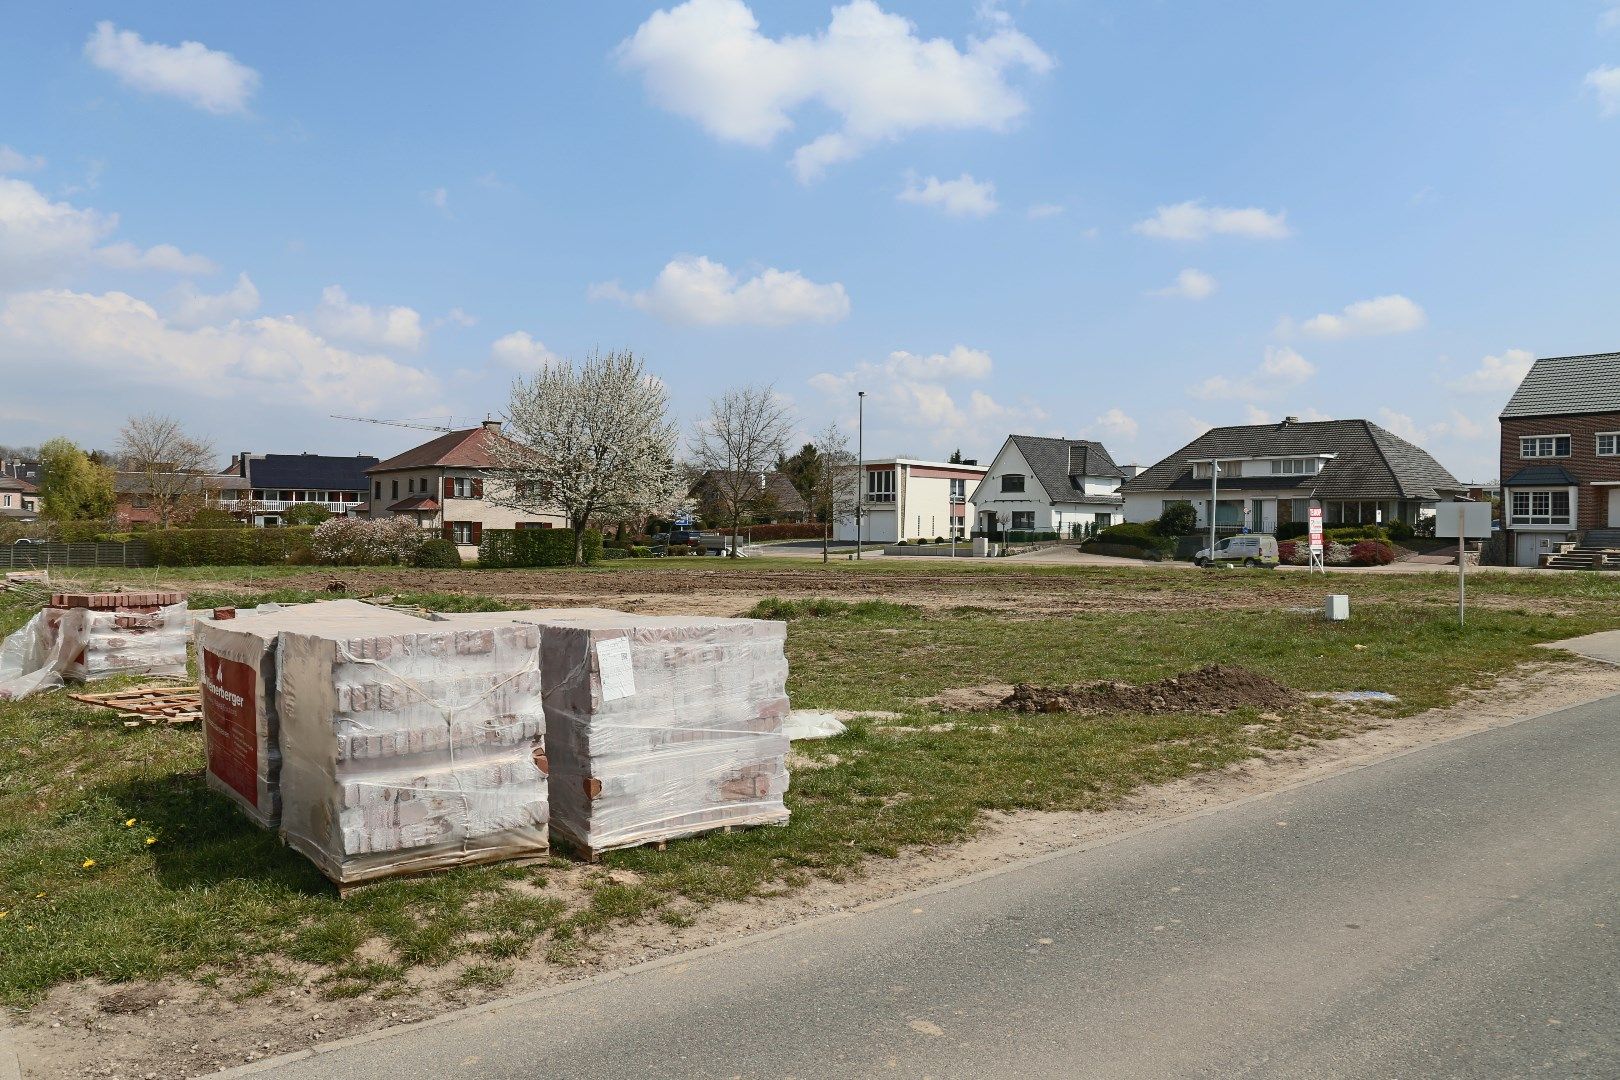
[1132,199,1291,241]
[84,22,259,115]
[311,285,425,350]
[888,345,993,379]
[0,288,438,413]
[0,178,116,287]
[1085,407,1138,443]
[1294,294,1426,339]
[1025,202,1064,220]
[1449,348,1534,395]
[445,307,477,327]
[898,173,998,217]
[1586,66,1620,117]
[591,255,850,326]
[490,331,563,369]
[1189,346,1316,401]
[1150,268,1217,300]
[95,240,217,275]
[423,186,450,213]
[168,272,260,326]
[0,146,45,173]
[1377,407,1485,445]
[617,0,1052,181]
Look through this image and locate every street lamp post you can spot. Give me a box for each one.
[856,390,865,560]
[1209,460,1220,566]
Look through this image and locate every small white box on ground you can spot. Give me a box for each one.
[1325,595,1350,621]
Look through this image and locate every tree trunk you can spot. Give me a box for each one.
[822,521,829,563]
[572,512,588,566]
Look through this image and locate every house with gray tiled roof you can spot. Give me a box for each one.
[1120,416,1463,534]
[969,435,1129,538]
[1498,352,1620,566]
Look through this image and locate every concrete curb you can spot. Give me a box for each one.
[199,688,1620,1077]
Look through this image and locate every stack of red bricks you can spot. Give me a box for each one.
[44,590,190,682]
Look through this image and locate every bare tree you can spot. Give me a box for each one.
[116,414,217,528]
[688,385,796,557]
[807,422,858,563]
[487,348,682,566]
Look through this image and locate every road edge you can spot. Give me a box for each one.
[194,687,1618,1078]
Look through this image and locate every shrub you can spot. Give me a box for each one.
[934,536,947,544]
[183,507,243,530]
[628,545,653,558]
[1278,540,1296,563]
[477,527,603,568]
[1325,525,1386,542]
[895,539,909,546]
[1154,502,1198,536]
[601,547,630,560]
[1275,521,1309,541]
[413,537,463,568]
[143,526,316,566]
[1082,522,1176,558]
[1350,539,1396,566]
[1325,540,1354,566]
[282,502,332,526]
[729,522,826,542]
[311,517,422,565]
[1386,520,1415,542]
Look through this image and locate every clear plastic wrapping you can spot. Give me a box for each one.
[0,600,189,699]
[195,600,420,829]
[276,620,551,885]
[536,613,791,856]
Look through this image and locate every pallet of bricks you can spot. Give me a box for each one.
[0,590,190,699]
[198,601,553,887]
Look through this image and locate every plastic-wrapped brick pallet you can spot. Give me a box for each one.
[537,612,791,858]
[276,619,551,886]
[195,601,432,829]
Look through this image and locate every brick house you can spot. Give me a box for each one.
[114,471,251,528]
[365,421,566,559]
[1499,352,1620,566]
[224,452,379,526]
[687,470,809,524]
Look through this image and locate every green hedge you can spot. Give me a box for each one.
[142,527,316,566]
[477,527,603,568]
[413,537,463,568]
[1082,522,1176,556]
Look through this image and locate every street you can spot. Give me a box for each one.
[226,695,1620,1080]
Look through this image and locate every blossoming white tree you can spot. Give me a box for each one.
[487,349,682,566]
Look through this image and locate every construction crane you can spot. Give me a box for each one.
[330,414,460,433]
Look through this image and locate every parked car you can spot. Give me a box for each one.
[1194,533,1279,568]
[653,530,729,555]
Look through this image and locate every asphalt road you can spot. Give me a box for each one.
[238,695,1620,1080]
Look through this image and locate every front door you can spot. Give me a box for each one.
[1609,488,1620,528]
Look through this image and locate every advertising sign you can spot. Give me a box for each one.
[1308,506,1324,553]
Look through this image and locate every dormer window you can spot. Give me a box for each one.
[1271,458,1320,475]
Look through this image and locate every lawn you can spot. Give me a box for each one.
[2,562,1618,1008]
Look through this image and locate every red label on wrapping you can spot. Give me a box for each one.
[201,649,259,807]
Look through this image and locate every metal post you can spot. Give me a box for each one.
[1209,461,1219,565]
[856,391,865,559]
[1457,503,1466,628]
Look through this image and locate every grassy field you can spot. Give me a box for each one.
[2,560,1618,1008]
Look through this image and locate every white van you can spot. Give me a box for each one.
[1194,533,1279,568]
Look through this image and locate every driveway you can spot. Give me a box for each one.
[225,695,1620,1079]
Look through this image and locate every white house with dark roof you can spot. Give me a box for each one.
[1121,416,1463,534]
[969,435,1128,538]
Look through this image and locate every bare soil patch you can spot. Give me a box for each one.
[13,659,1620,1080]
[1000,664,1300,715]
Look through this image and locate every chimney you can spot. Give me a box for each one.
[238,451,251,479]
[482,418,503,433]
[1281,415,1299,426]
[1119,463,1140,479]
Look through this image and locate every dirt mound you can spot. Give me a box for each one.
[1000,664,1299,715]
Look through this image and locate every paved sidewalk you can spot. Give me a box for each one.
[1541,630,1620,666]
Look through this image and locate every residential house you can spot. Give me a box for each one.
[1498,351,1620,566]
[114,471,252,528]
[225,451,379,526]
[688,470,809,524]
[366,421,566,559]
[970,435,1129,538]
[834,457,987,543]
[0,474,39,521]
[1121,417,1464,533]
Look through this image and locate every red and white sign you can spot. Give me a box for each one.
[201,648,260,808]
[1308,506,1324,554]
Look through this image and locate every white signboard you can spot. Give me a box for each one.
[1308,506,1324,554]
[1433,501,1492,539]
[596,637,637,702]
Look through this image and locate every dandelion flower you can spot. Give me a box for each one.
[124,818,136,827]
[0,911,8,919]
[145,837,157,846]
[81,858,96,869]
[34,893,45,899]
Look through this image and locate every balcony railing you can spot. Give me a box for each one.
[229,499,360,513]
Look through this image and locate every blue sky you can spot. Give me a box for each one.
[3,2,1620,481]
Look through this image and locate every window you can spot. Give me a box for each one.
[1,495,10,508]
[1271,458,1319,475]
[1598,432,1620,457]
[252,489,265,501]
[391,480,399,499]
[517,521,553,530]
[1000,473,1025,493]
[1508,489,1571,526]
[949,478,966,504]
[866,469,895,502]
[1011,511,1035,531]
[1094,513,1112,528]
[1520,435,1571,458]
[448,522,476,545]
[374,481,381,500]
[131,495,150,509]
[448,477,482,499]
[1192,460,1237,479]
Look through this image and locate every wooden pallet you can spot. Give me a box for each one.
[68,686,201,728]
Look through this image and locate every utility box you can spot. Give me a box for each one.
[1325,595,1350,621]
[972,536,989,557]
